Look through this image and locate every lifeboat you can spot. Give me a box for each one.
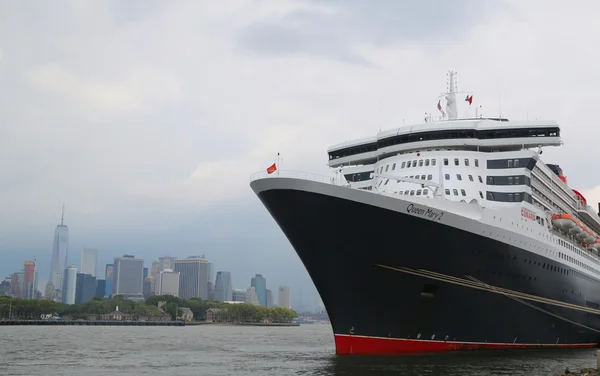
[585,230,597,244]
[591,239,600,251]
[576,225,589,241]
[551,214,576,230]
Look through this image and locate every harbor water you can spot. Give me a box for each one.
[0,324,596,375]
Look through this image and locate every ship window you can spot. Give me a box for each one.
[444,158,448,166]
[419,160,424,167]
[514,176,519,184]
[392,163,397,170]
[465,159,470,166]
[432,159,436,166]
[417,189,422,196]
[410,190,415,196]
[479,191,484,199]
[412,160,417,167]
[508,193,514,201]
[453,189,459,196]
[454,158,459,166]
[515,193,521,201]
[385,179,389,185]
[445,189,451,195]
[508,160,513,168]
[461,189,466,196]
[401,162,406,168]
[457,174,462,181]
[425,159,430,166]
[410,175,415,179]
[514,159,520,167]
[427,174,432,180]
[487,192,495,200]
[478,176,483,183]
[468,175,474,182]
[404,190,409,195]
[385,165,389,172]
[508,176,513,185]
[445,174,450,180]
[487,176,494,184]
[423,189,429,195]
[475,159,479,167]
[421,175,426,180]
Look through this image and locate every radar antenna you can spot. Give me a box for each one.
[445,70,458,120]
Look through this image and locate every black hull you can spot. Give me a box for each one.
[251,178,600,354]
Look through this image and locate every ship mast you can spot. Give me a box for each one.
[445,70,458,120]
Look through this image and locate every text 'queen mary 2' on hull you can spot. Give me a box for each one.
[250,72,600,355]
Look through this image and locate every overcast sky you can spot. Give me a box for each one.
[1,0,599,307]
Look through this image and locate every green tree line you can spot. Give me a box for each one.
[0,295,297,322]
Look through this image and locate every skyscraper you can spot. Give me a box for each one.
[174,256,209,299]
[265,289,273,307]
[213,271,232,302]
[158,269,180,297]
[104,264,114,298]
[81,248,98,277]
[62,265,77,305]
[23,261,36,300]
[278,286,291,309]
[112,255,144,300]
[49,206,69,296]
[207,262,214,300]
[75,273,96,304]
[251,274,267,306]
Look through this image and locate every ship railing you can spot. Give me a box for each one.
[250,170,347,186]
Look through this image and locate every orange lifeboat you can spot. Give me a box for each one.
[591,239,600,251]
[576,225,589,241]
[569,220,584,235]
[551,214,576,230]
[585,229,597,244]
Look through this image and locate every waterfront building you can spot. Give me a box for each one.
[62,265,77,305]
[278,286,291,309]
[95,279,106,299]
[245,286,260,305]
[214,271,233,302]
[158,269,179,297]
[23,261,36,300]
[75,273,96,304]
[104,264,113,298]
[232,288,246,302]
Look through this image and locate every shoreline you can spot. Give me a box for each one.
[186,322,300,326]
[0,320,300,327]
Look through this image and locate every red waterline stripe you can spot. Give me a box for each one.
[334,334,597,355]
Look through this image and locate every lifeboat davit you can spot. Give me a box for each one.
[591,239,600,251]
[551,214,576,230]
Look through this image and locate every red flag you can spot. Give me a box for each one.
[267,163,277,174]
[465,95,473,105]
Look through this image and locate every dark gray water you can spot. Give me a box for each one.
[0,324,597,375]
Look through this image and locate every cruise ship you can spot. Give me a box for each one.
[249,72,600,355]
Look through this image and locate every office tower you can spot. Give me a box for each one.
[150,256,176,294]
[251,274,267,306]
[49,206,69,294]
[207,262,214,300]
[266,289,273,307]
[95,279,106,299]
[81,248,98,277]
[112,255,144,300]
[158,269,180,297]
[232,289,246,302]
[278,286,291,309]
[245,286,259,305]
[143,267,148,279]
[11,273,21,298]
[23,261,36,300]
[104,264,114,298]
[75,273,96,304]
[213,271,232,302]
[62,265,77,304]
[174,256,209,299]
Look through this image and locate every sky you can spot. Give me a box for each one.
[1,0,600,308]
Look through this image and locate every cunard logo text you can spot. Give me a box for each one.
[406,203,444,221]
[521,208,536,221]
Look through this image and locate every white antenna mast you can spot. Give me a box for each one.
[445,70,458,120]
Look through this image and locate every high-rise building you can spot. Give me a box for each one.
[75,273,96,304]
[112,255,144,300]
[232,289,246,302]
[158,269,180,297]
[207,262,214,300]
[174,256,209,299]
[104,264,114,298]
[245,286,259,305]
[266,289,273,307]
[23,261,36,300]
[81,248,98,277]
[143,267,148,279]
[251,274,267,306]
[150,256,176,295]
[213,271,232,302]
[11,272,21,298]
[278,286,291,309]
[62,265,77,305]
[50,206,69,295]
[95,279,106,299]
